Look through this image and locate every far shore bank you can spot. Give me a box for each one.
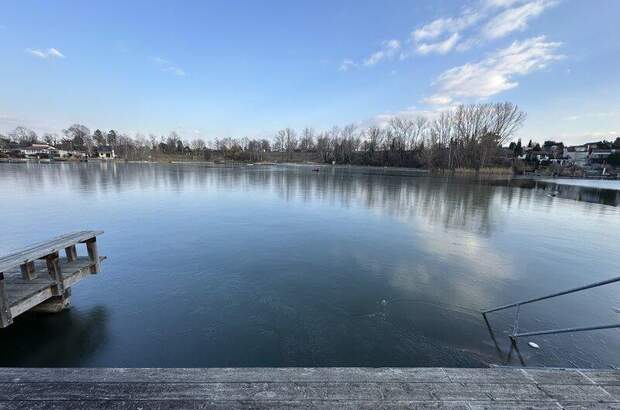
[3,157,619,182]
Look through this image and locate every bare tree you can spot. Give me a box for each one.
[283,128,297,161]
[63,124,91,153]
[43,133,59,146]
[299,127,315,151]
[9,127,38,145]
[190,138,206,151]
[274,130,286,154]
[16,101,525,167]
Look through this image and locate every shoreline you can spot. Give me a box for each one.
[2,158,618,182]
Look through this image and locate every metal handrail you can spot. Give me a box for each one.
[482,275,620,340]
[511,323,620,339]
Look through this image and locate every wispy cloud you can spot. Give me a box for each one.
[563,115,580,121]
[411,10,482,43]
[421,95,454,106]
[341,0,561,67]
[482,0,558,39]
[339,40,401,71]
[25,47,65,59]
[424,36,563,104]
[563,112,619,121]
[151,57,186,76]
[374,106,441,127]
[363,39,401,66]
[339,59,357,72]
[408,4,491,56]
[484,0,523,8]
[416,33,461,55]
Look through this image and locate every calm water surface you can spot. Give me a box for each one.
[1,163,620,368]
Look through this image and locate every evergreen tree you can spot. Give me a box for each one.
[93,129,106,146]
[106,130,117,146]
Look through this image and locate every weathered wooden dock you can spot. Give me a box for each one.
[0,367,618,408]
[0,231,104,328]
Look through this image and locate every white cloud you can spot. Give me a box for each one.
[421,95,453,106]
[484,0,524,8]
[46,48,65,58]
[339,59,357,72]
[416,32,461,55]
[338,40,401,71]
[338,0,561,69]
[166,66,186,76]
[412,18,451,41]
[374,106,441,127]
[411,11,482,42]
[151,57,186,76]
[364,39,401,66]
[482,0,558,39]
[425,36,563,104]
[26,48,65,59]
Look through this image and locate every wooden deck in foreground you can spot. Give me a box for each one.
[0,367,619,408]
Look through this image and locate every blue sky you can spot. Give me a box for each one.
[0,0,618,144]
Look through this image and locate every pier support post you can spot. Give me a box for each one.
[64,245,77,262]
[45,252,64,296]
[85,238,100,274]
[20,261,36,281]
[0,273,13,328]
[32,288,71,313]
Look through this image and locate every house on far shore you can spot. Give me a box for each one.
[17,144,87,159]
[96,146,115,159]
[564,145,589,166]
[20,144,58,158]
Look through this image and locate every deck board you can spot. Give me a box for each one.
[0,368,617,408]
[0,231,102,273]
[2,256,105,320]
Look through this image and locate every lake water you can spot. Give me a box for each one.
[1,162,620,368]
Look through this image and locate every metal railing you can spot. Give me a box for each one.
[482,275,620,340]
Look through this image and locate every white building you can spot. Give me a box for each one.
[20,144,58,158]
[97,146,115,159]
[564,145,588,166]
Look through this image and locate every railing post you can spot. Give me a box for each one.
[85,238,100,274]
[45,252,64,296]
[20,261,36,281]
[0,272,13,328]
[65,245,77,262]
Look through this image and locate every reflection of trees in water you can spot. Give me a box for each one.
[264,169,502,236]
[6,164,514,234]
[0,306,108,366]
[13,163,615,235]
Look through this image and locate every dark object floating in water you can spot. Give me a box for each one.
[312,168,320,172]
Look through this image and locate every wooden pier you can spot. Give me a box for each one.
[0,367,619,408]
[0,231,104,328]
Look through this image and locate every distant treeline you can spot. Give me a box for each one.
[1,102,525,170]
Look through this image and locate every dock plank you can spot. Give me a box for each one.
[1,256,104,323]
[0,368,618,408]
[0,367,449,383]
[0,231,102,273]
[5,257,102,300]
